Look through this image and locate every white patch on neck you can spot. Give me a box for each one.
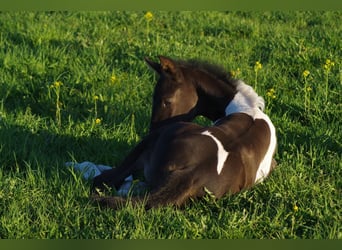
[201,131,229,175]
[226,80,265,118]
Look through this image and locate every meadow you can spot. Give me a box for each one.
[0,11,340,239]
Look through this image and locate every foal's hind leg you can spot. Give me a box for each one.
[93,169,200,209]
[145,170,200,208]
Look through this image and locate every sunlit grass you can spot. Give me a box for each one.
[0,11,340,239]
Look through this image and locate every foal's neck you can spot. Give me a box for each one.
[194,74,236,121]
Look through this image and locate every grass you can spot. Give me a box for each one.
[0,11,341,239]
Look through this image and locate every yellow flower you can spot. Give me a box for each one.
[110,75,116,84]
[323,59,335,72]
[144,11,153,22]
[266,88,276,99]
[230,68,241,78]
[93,95,99,101]
[54,81,63,88]
[95,118,101,124]
[293,204,299,212]
[302,70,310,78]
[254,61,262,72]
[325,59,335,67]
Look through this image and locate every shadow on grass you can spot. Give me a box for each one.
[0,120,140,177]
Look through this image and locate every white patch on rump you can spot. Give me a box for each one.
[253,109,277,183]
[201,130,229,175]
[224,80,277,183]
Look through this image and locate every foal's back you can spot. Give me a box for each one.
[143,112,270,202]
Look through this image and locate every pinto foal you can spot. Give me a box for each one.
[93,56,277,209]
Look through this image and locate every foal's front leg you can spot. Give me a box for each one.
[92,161,143,191]
[92,132,157,191]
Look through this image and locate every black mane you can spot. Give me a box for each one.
[177,58,234,84]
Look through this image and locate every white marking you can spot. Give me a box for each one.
[226,80,265,118]
[254,109,277,183]
[65,161,112,180]
[224,80,277,183]
[66,161,147,197]
[117,175,147,197]
[201,131,229,175]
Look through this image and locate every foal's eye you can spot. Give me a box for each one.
[162,100,171,108]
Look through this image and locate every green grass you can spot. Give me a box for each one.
[0,11,341,239]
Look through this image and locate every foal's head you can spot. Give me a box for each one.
[146,56,198,131]
[146,56,237,131]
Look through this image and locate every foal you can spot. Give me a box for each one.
[93,56,277,209]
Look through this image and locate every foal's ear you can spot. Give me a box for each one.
[145,57,162,74]
[158,56,179,76]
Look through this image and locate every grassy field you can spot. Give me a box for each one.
[0,11,340,239]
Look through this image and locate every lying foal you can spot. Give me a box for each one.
[93,56,277,209]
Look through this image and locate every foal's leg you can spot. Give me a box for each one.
[145,170,200,208]
[93,160,143,191]
[92,131,158,191]
[93,169,200,209]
